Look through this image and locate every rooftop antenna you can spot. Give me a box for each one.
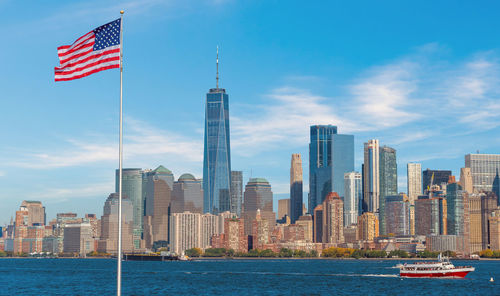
[216,45,219,89]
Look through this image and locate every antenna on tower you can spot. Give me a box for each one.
[216,45,219,89]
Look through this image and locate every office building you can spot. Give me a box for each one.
[309,125,337,213]
[116,168,143,248]
[446,181,470,255]
[489,211,500,250]
[251,210,270,249]
[363,139,379,214]
[385,194,410,236]
[203,52,232,214]
[465,154,500,203]
[422,169,452,192]
[415,195,447,236]
[290,153,303,224]
[63,222,94,255]
[459,167,473,193]
[142,166,174,249]
[331,134,354,199]
[468,193,482,253]
[277,199,290,221]
[482,193,498,249]
[407,163,422,205]
[379,146,397,235]
[98,193,134,254]
[172,173,203,214]
[242,178,275,235]
[230,171,243,216]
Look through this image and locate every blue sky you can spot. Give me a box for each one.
[1,0,500,223]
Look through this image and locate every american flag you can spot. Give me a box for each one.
[55,19,121,82]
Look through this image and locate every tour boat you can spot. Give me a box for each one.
[399,254,475,278]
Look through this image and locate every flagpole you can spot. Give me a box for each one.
[117,10,124,296]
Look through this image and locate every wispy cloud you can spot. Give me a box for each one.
[0,171,5,177]
[27,182,114,202]
[8,117,201,169]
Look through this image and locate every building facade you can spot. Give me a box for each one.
[363,139,380,214]
[331,134,354,200]
[172,173,203,214]
[230,171,243,216]
[407,163,422,205]
[385,195,410,236]
[344,172,362,226]
[357,212,379,242]
[242,178,275,236]
[116,168,143,248]
[422,169,452,192]
[322,192,344,244]
[309,125,337,213]
[290,153,303,224]
[465,154,500,203]
[379,146,397,235]
[203,83,232,214]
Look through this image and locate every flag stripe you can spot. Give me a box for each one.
[58,35,95,58]
[57,32,94,54]
[55,60,120,80]
[58,42,95,64]
[55,55,120,75]
[54,64,120,81]
[56,47,120,69]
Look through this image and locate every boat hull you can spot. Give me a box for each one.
[400,270,472,278]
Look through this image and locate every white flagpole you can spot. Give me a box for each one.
[117,10,124,296]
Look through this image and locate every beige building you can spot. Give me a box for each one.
[468,193,482,253]
[98,194,134,254]
[489,211,500,250]
[357,212,379,241]
[252,210,270,248]
[63,222,94,255]
[296,215,313,242]
[407,163,422,205]
[459,167,473,193]
[322,192,344,244]
[278,199,290,220]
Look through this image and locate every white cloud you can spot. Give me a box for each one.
[26,182,114,202]
[0,171,5,177]
[8,117,201,169]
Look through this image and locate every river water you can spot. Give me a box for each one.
[0,258,498,295]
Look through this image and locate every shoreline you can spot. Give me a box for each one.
[2,256,498,261]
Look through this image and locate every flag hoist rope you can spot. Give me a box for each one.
[117,10,124,296]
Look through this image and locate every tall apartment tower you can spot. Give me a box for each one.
[379,146,397,235]
[363,139,380,214]
[465,154,500,204]
[357,212,379,241]
[290,153,303,224]
[407,163,422,205]
[203,48,232,214]
[230,171,243,216]
[344,172,362,226]
[309,125,337,213]
[322,192,344,244]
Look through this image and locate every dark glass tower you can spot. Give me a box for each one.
[309,125,337,213]
[379,146,397,235]
[203,48,231,214]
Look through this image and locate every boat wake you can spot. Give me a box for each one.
[179,270,399,278]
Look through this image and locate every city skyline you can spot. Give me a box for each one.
[2,0,500,223]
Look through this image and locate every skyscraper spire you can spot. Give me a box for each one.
[216,45,219,89]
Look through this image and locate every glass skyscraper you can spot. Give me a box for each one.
[379,146,397,235]
[203,85,231,214]
[309,125,337,213]
[116,168,143,248]
[331,134,354,199]
[230,171,243,216]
